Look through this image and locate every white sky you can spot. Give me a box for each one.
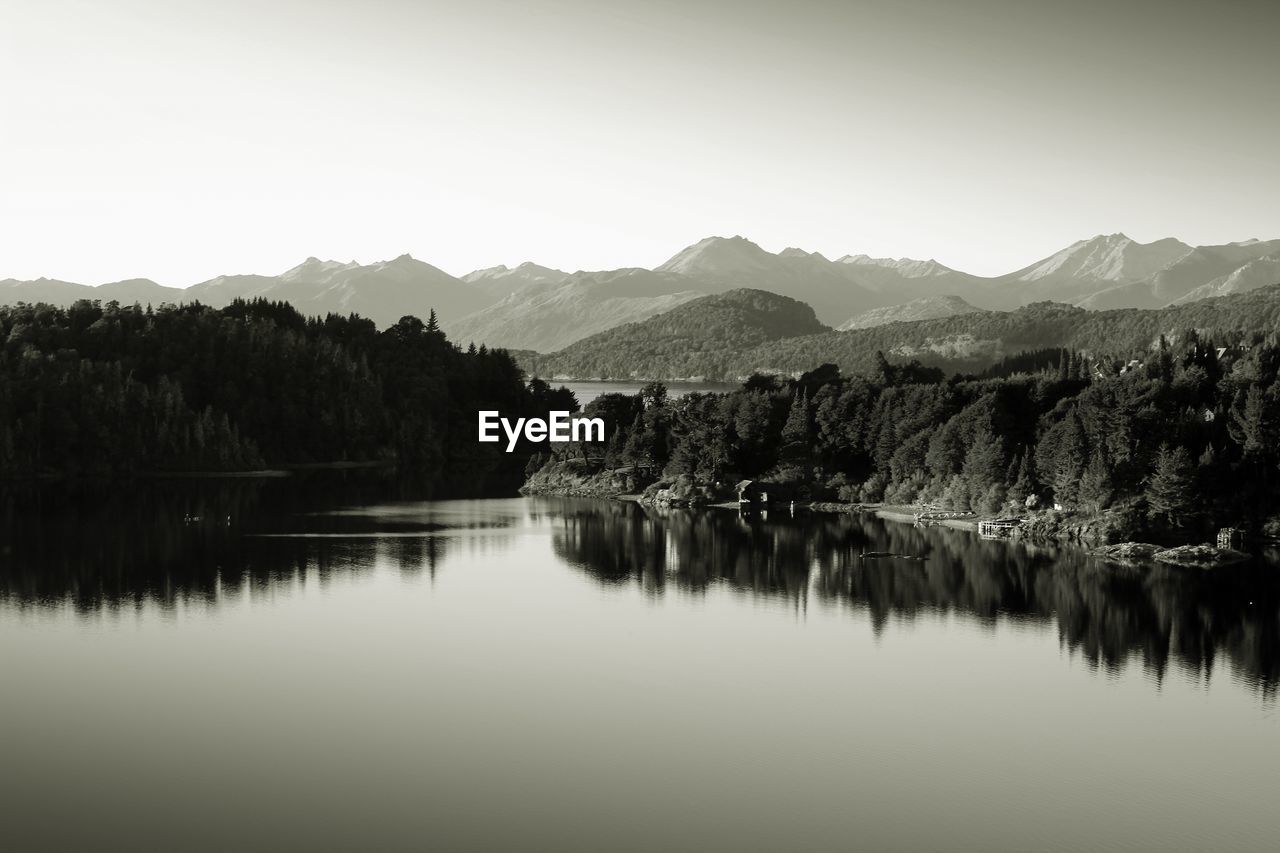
[2,0,1278,285]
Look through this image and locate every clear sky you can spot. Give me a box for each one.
[2,0,1277,285]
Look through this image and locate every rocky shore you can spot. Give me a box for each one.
[1094,542,1251,569]
[522,465,1257,568]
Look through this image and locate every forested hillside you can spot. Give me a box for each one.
[522,288,830,379]
[0,299,572,485]
[526,284,1280,381]
[530,337,1280,541]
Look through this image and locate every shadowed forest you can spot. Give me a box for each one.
[0,299,572,486]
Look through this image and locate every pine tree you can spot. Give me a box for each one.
[425,309,440,334]
[1007,450,1037,506]
[961,427,1006,512]
[780,389,811,464]
[873,351,894,386]
[1077,451,1112,514]
[1147,444,1194,528]
[621,412,652,469]
[1051,413,1086,508]
[1228,385,1273,459]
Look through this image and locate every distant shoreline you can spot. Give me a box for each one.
[3,459,398,485]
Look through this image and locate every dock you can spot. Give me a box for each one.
[977,518,1022,539]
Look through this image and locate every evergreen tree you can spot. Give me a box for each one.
[1078,451,1112,514]
[1228,385,1273,460]
[1007,450,1037,506]
[961,427,1006,512]
[1146,444,1194,528]
[1050,412,1086,508]
[779,389,811,464]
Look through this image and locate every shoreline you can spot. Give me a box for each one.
[8,460,401,483]
[527,485,1258,569]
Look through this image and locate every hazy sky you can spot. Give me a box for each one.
[2,0,1278,284]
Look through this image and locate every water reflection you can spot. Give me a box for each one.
[0,475,482,613]
[549,500,1280,695]
[3,485,1277,695]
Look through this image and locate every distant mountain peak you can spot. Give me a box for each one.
[279,256,359,283]
[656,235,773,276]
[460,261,570,294]
[777,247,829,262]
[836,254,954,278]
[1012,233,1191,284]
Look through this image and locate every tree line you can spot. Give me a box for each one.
[536,336,1280,539]
[0,299,573,487]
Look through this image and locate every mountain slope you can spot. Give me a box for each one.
[182,254,489,326]
[730,285,1280,379]
[1170,256,1280,304]
[1008,233,1192,284]
[461,262,569,301]
[839,295,981,330]
[833,254,994,307]
[524,285,1280,381]
[449,269,703,352]
[653,236,883,324]
[0,277,184,306]
[526,289,829,379]
[6,233,1280,345]
[1075,240,1280,310]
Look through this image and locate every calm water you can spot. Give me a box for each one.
[561,380,739,406]
[2,480,1278,852]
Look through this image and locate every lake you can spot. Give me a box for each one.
[560,380,739,406]
[2,479,1278,852]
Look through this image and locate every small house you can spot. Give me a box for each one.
[737,480,797,506]
[737,480,766,505]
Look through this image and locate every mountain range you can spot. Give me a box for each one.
[522,284,1280,382]
[3,233,1278,353]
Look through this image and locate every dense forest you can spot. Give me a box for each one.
[0,299,573,487]
[525,284,1280,380]
[519,288,829,379]
[529,334,1280,541]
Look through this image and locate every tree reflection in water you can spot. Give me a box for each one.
[548,499,1280,695]
[2,486,1276,696]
